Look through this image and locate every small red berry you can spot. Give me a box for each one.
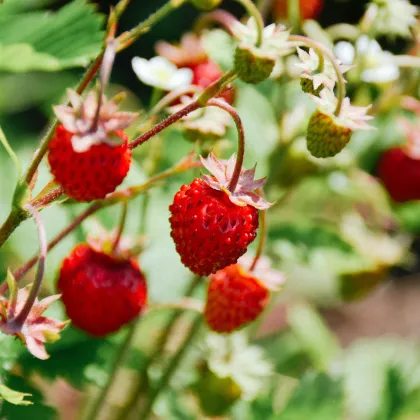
[204,264,270,333]
[48,125,131,202]
[169,154,272,276]
[169,178,258,276]
[58,244,147,336]
[274,0,323,20]
[190,60,235,104]
[378,147,420,203]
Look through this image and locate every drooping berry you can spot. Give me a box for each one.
[305,88,374,158]
[204,256,284,333]
[300,76,323,96]
[306,110,352,158]
[48,90,137,201]
[234,46,276,84]
[48,125,132,201]
[58,244,147,336]
[274,0,324,20]
[378,146,420,203]
[169,154,272,276]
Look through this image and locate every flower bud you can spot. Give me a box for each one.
[190,0,223,11]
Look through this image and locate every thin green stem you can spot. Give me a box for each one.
[287,0,301,29]
[0,126,21,180]
[85,321,138,420]
[138,315,203,420]
[115,275,201,420]
[117,0,187,50]
[289,35,346,116]
[149,86,202,116]
[12,205,47,328]
[250,207,266,272]
[207,98,245,193]
[111,202,128,253]
[234,0,265,47]
[197,69,237,105]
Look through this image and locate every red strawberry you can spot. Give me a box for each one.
[204,256,284,333]
[48,125,131,202]
[169,154,272,276]
[378,147,420,203]
[48,89,137,202]
[274,0,323,20]
[190,60,235,105]
[58,243,147,336]
[156,34,234,104]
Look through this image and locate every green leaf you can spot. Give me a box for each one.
[0,0,104,72]
[0,384,31,405]
[277,373,344,420]
[287,302,340,371]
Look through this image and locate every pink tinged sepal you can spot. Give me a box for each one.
[0,287,69,360]
[53,89,139,153]
[200,153,273,210]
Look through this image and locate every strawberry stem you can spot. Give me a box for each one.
[138,315,203,420]
[11,205,47,329]
[289,35,346,116]
[250,205,267,272]
[207,98,245,193]
[115,275,202,420]
[194,10,239,36]
[111,202,128,254]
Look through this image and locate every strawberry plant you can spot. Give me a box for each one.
[0,0,420,419]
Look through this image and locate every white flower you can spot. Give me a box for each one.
[334,36,399,84]
[309,88,374,131]
[131,56,193,90]
[232,17,292,57]
[295,47,352,90]
[371,0,418,39]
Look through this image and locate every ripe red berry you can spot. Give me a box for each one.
[204,264,270,333]
[190,59,235,104]
[378,147,420,203]
[48,125,131,202]
[169,178,259,276]
[274,0,323,20]
[58,244,147,336]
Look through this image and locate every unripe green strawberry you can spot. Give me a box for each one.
[306,110,352,158]
[234,46,275,84]
[190,0,222,10]
[300,77,322,96]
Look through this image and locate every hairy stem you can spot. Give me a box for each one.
[207,98,245,193]
[289,35,346,116]
[12,205,47,328]
[117,0,187,50]
[250,207,267,271]
[138,315,203,420]
[111,202,128,253]
[129,101,200,149]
